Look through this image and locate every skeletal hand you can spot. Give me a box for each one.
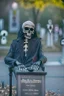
[15,61,21,66]
[31,61,40,71]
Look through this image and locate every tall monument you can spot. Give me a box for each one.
[47,19,54,47]
[9,2,20,33]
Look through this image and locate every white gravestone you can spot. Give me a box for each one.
[47,32,54,47]
[47,19,54,47]
[0,30,8,45]
[0,19,4,31]
[40,28,46,39]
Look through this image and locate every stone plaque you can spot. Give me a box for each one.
[16,72,46,96]
[21,75,42,96]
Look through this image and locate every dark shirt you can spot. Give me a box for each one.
[4,38,46,67]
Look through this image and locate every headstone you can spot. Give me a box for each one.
[47,19,54,47]
[15,71,47,96]
[0,19,4,31]
[47,32,54,47]
[40,28,46,39]
[0,30,8,45]
[54,24,59,43]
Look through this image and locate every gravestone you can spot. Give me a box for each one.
[9,2,20,33]
[40,28,46,39]
[15,71,47,96]
[54,24,59,43]
[47,19,54,47]
[0,19,4,31]
[0,30,8,45]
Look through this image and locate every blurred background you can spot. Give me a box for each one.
[0,0,64,56]
[0,0,64,95]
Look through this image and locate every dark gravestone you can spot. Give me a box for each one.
[15,72,47,96]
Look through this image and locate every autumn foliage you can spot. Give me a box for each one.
[17,0,64,27]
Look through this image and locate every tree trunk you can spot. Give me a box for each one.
[32,7,40,31]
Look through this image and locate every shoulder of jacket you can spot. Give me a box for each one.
[11,39,19,45]
[12,38,20,43]
[35,37,41,42]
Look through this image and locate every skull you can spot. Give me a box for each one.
[22,21,35,39]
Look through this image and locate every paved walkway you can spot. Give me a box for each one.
[0,46,9,50]
[0,52,62,62]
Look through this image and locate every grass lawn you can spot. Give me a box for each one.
[0,50,8,57]
[0,33,17,57]
[0,33,17,46]
[41,35,62,52]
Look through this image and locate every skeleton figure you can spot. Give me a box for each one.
[4,20,47,72]
[22,21,35,57]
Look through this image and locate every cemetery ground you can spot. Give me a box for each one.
[0,33,63,96]
[0,33,17,57]
[0,87,64,96]
[0,33,62,57]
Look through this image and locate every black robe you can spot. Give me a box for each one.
[4,27,47,68]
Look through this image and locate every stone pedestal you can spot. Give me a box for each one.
[47,32,54,47]
[15,71,47,96]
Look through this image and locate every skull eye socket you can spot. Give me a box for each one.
[30,28,34,31]
[24,27,34,31]
[24,27,29,31]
